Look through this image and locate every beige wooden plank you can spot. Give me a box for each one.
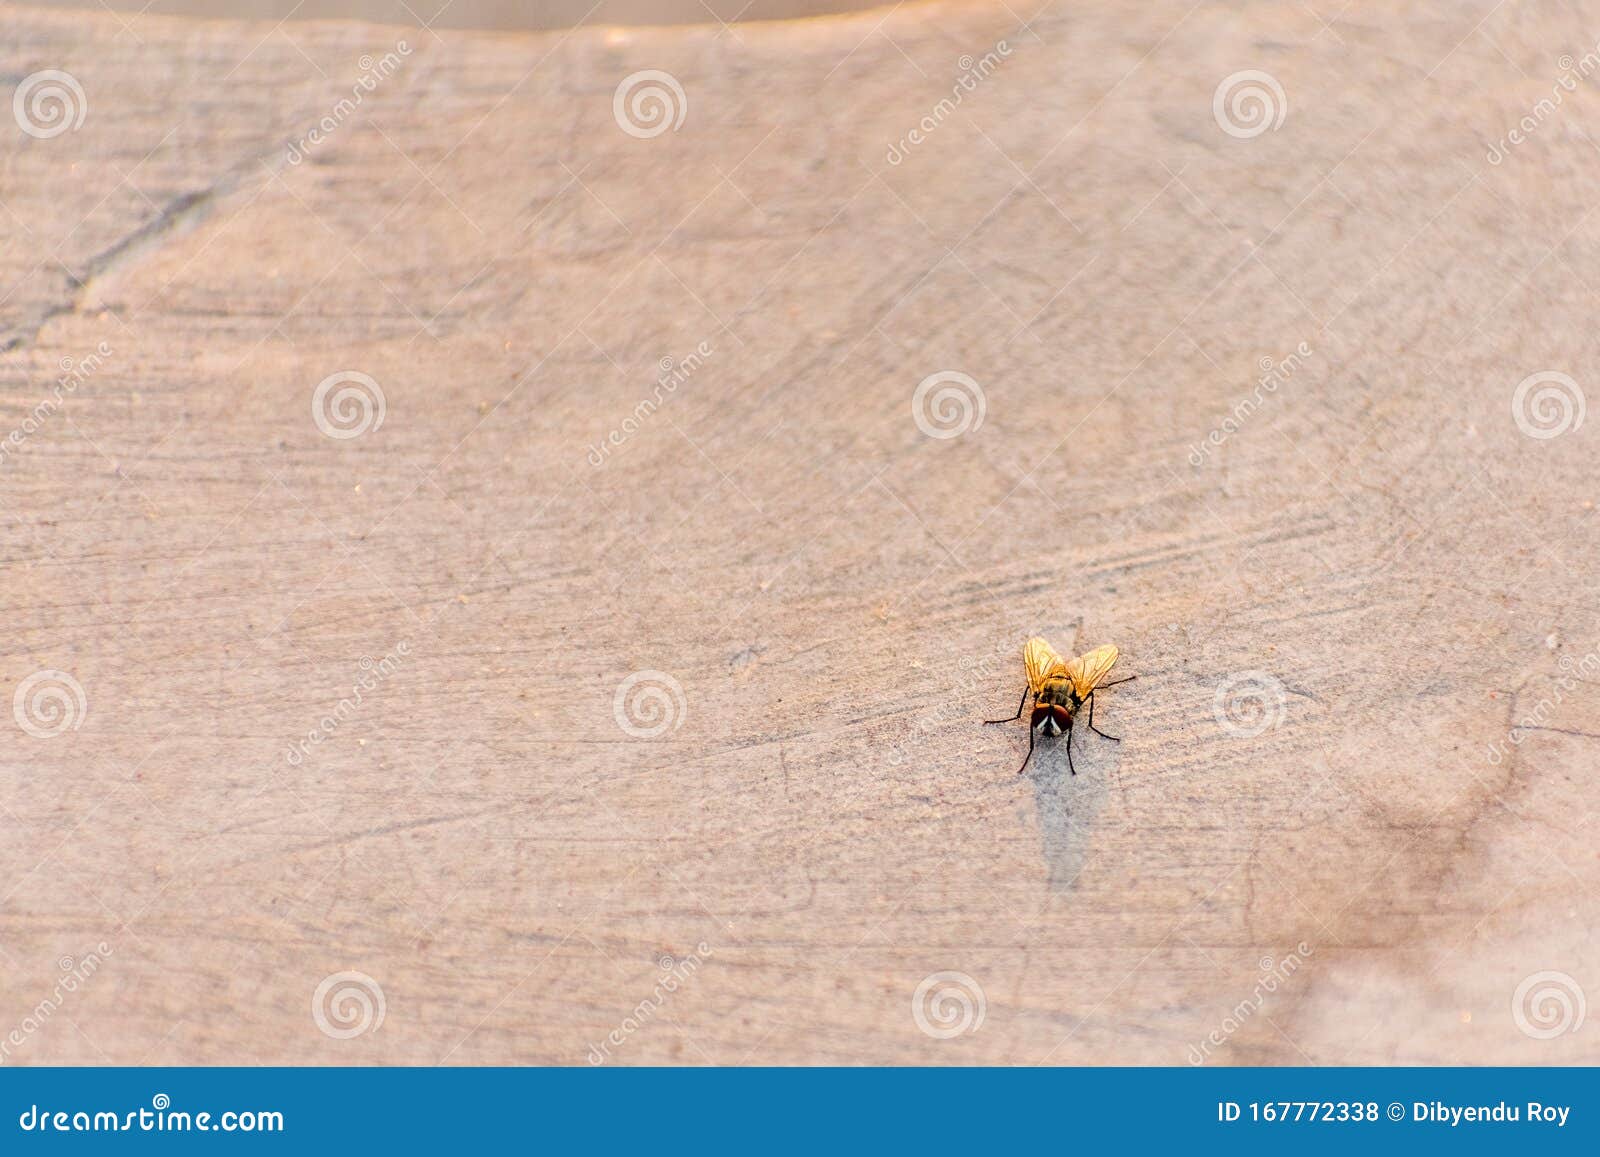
[1,0,1597,1065]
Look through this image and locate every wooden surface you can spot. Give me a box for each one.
[2,0,1598,1065]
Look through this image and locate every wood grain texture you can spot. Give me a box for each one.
[2,0,1598,1065]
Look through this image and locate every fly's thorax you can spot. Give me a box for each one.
[1036,677,1082,711]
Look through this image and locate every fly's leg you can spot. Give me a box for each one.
[986,685,1030,725]
[1086,690,1121,742]
[1016,723,1036,775]
[1064,714,1076,775]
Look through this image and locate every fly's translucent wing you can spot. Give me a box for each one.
[1064,643,1120,699]
[1023,636,1068,693]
